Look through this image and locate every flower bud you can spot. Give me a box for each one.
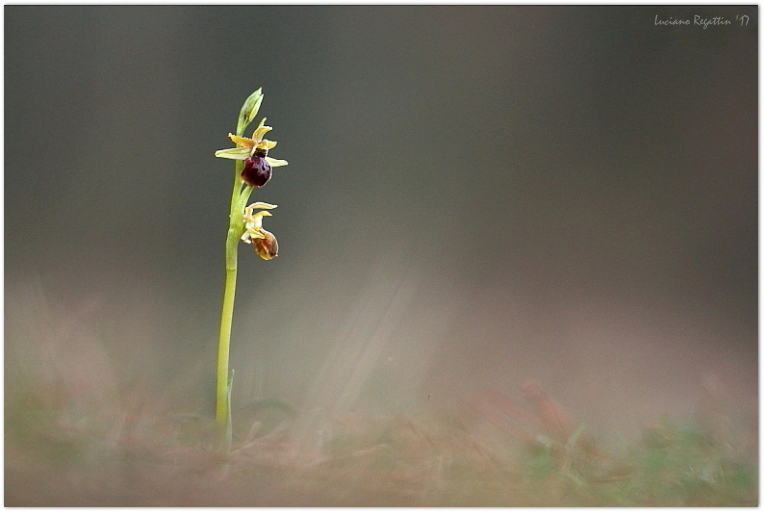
[241,149,272,187]
[253,229,278,260]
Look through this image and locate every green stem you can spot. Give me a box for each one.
[216,167,253,446]
[216,227,239,428]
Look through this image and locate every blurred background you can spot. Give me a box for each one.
[6,5,757,460]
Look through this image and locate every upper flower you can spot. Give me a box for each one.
[241,202,279,260]
[215,120,288,188]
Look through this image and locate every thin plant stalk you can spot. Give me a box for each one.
[216,174,253,444]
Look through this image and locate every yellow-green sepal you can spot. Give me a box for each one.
[265,157,288,167]
[215,147,251,160]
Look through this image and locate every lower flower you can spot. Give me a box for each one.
[241,202,279,260]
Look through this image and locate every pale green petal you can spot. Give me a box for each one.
[258,139,277,150]
[250,211,272,230]
[251,125,273,143]
[265,157,288,167]
[215,147,251,160]
[228,133,255,148]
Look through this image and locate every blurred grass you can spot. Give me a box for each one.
[5,281,757,506]
[6,374,757,506]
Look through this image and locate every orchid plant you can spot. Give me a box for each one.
[213,88,288,447]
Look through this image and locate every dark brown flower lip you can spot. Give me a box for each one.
[241,154,272,187]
